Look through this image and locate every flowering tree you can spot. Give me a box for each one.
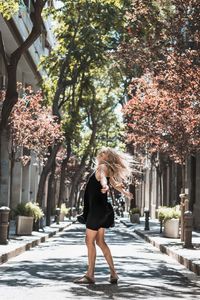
[9,89,63,164]
[117,0,200,192]
[123,51,200,188]
[117,0,200,74]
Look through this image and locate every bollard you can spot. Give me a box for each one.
[55,208,61,225]
[0,206,10,245]
[144,209,150,231]
[183,210,193,248]
[179,193,186,242]
[160,219,163,233]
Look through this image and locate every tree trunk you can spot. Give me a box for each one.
[36,143,61,207]
[9,149,15,208]
[76,188,82,212]
[129,184,136,209]
[68,125,97,207]
[68,164,86,207]
[58,144,71,207]
[57,157,68,208]
[74,186,78,208]
[181,163,186,193]
[0,65,18,132]
[46,161,56,226]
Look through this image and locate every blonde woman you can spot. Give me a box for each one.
[74,147,133,284]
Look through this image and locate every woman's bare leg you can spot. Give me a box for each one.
[96,228,118,278]
[85,228,98,280]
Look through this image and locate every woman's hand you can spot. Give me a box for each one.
[101,184,109,193]
[124,191,133,200]
[115,182,125,189]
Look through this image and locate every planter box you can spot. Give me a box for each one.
[164,218,180,238]
[60,212,65,222]
[16,216,34,235]
[130,213,140,224]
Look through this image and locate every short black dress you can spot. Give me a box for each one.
[82,172,114,231]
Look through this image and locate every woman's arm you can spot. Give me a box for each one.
[95,164,109,193]
[109,177,133,199]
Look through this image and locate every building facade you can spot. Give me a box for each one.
[0,0,55,210]
[135,154,200,230]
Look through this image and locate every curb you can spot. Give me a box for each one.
[134,229,200,276]
[0,221,73,265]
[120,219,200,276]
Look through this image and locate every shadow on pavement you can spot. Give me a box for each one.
[0,224,199,299]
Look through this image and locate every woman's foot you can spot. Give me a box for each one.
[109,274,119,284]
[74,275,95,284]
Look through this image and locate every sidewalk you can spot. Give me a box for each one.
[0,218,73,265]
[120,217,200,276]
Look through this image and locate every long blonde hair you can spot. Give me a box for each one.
[96,147,135,183]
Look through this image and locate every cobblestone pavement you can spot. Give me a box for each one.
[0,222,199,300]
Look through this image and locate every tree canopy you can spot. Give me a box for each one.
[41,0,131,158]
[120,0,200,166]
[10,87,63,164]
[36,0,132,206]
[0,0,18,19]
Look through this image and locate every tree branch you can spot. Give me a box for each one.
[0,0,47,131]
[10,0,47,65]
[0,31,8,68]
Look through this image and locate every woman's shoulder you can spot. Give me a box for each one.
[96,162,114,177]
[96,162,110,172]
[97,162,108,169]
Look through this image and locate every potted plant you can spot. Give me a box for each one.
[59,204,69,221]
[14,202,44,235]
[129,207,140,224]
[157,206,181,238]
[29,202,44,231]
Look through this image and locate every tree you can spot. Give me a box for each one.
[0,0,47,132]
[37,0,131,210]
[117,0,200,191]
[0,1,47,204]
[117,0,200,74]
[67,65,125,206]
[123,52,200,189]
[9,88,63,163]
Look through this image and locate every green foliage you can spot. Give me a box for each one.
[14,203,28,217]
[60,203,69,215]
[42,0,129,82]
[129,207,140,215]
[0,0,19,19]
[41,0,130,161]
[157,206,181,222]
[14,202,44,222]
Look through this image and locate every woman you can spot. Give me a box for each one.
[74,147,133,284]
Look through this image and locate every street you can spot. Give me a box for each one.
[0,222,199,300]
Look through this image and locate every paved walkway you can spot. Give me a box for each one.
[0,216,200,278]
[120,217,200,276]
[0,222,200,300]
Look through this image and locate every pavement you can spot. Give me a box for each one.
[1,222,200,300]
[0,218,73,264]
[0,215,200,278]
[120,216,200,276]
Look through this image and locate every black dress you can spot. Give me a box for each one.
[81,172,114,231]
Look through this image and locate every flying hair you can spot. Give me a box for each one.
[96,147,137,183]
